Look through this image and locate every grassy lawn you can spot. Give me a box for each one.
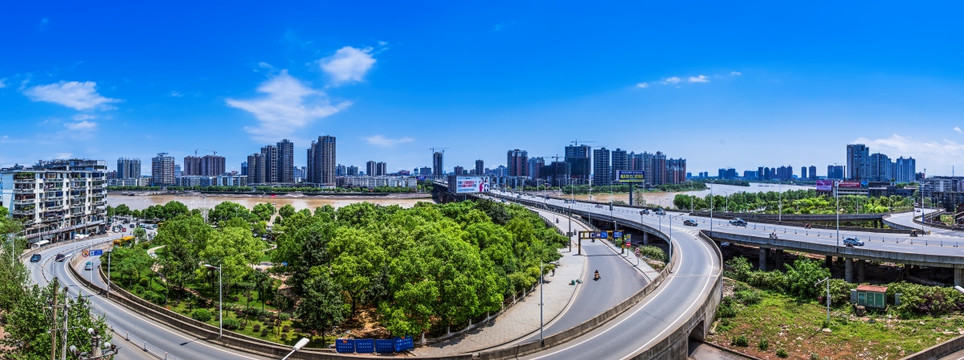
[708,279,964,359]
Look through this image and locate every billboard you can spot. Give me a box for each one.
[449,176,490,193]
[839,181,862,188]
[816,180,833,191]
[616,170,646,183]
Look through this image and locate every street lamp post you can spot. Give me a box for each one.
[106,250,112,298]
[835,181,840,249]
[710,180,714,232]
[921,169,926,235]
[203,264,223,338]
[778,181,783,223]
[282,338,311,360]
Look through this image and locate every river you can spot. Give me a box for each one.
[107,193,434,211]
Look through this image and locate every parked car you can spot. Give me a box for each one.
[55,253,66,262]
[843,237,864,247]
[84,261,93,271]
[683,219,698,226]
[729,218,748,227]
[29,254,41,262]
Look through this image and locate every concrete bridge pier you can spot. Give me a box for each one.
[825,255,833,269]
[845,258,854,283]
[759,247,768,271]
[857,259,865,283]
[643,232,649,245]
[955,268,964,287]
[774,249,784,270]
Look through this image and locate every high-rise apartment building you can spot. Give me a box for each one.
[307,135,336,186]
[611,148,627,182]
[667,158,687,184]
[828,165,845,180]
[151,153,175,186]
[475,160,484,176]
[527,157,544,180]
[593,147,611,185]
[277,139,294,183]
[801,166,807,180]
[183,156,202,176]
[809,165,818,180]
[347,165,359,176]
[870,153,893,182]
[506,149,528,177]
[565,144,591,184]
[432,151,444,178]
[366,161,388,176]
[1,159,108,242]
[116,158,141,179]
[847,144,870,181]
[454,165,465,176]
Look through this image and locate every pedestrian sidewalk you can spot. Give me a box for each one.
[412,211,587,357]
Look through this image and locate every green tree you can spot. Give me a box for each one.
[208,201,251,224]
[295,266,346,334]
[198,226,266,295]
[278,204,296,220]
[251,203,276,223]
[155,215,212,294]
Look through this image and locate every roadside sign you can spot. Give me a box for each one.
[614,231,623,238]
[90,249,103,256]
[81,249,89,258]
[599,232,608,239]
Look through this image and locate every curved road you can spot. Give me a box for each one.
[25,235,266,360]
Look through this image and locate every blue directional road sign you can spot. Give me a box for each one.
[599,232,608,239]
[614,231,623,238]
[90,249,103,256]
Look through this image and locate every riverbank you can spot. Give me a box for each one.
[107,191,435,211]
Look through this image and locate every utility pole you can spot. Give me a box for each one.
[51,277,59,360]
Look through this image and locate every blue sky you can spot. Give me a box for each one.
[2,2,964,176]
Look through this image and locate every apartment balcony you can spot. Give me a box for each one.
[45,205,64,211]
[13,198,36,205]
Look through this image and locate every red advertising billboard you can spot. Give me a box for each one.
[838,181,862,188]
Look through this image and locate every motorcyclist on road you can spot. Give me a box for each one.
[594,269,600,280]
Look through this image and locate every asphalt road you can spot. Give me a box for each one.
[25,232,266,360]
[493,191,722,360]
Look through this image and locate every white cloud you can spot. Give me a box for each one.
[65,120,97,131]
[364,135,414,147]
[319,46,376,84]
[687,75,710,83]
[730,71,743,76]
[170,91,183,98]
[71,114,96,121]
[955,126,962,134]
[24,81,119,110]
[662,77,682,85]
[0,78,6,88]
[227,70,350,142]
[853,134,964,173]
[635,83,649,88]
[54,152,72,159]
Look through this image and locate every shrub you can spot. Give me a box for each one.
[758,339,769,351]
[191,308,213,322]
[725,257,752,279]
[637,246,667,262]
[735,290,761,305]
[253,324,261,332]
[261,328,269,337]
[279,312,290,321]
[139,277,151,288]
[810,354,820,360]
[717,318,732,332]
[143,290,166,305]
[776,348,789,358]
[716,297,737,319]
[222,318,240,330]
[731,335,749,347]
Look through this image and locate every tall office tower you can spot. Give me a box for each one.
[475,160,484,176]
[433,151,444,178]
[592,147,611,185]
[183,156,202,176]
[528,157,544,180]
[151,153,175,186]
[241,161,248,176]
[506,149,528,177]
[277,139,294,183]
[565,144,591,184]
[847,144,870,181]
[308,135,336,186]
[611,148,628,181]
[116,157,141,179]
[201,155,225,176]
[809,165,818,180]
[801,166,807,180]
[895,157,916,183]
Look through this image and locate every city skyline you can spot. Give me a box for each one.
[2,3,964,174]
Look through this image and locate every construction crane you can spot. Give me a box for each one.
[430,147,449,154]
[570,140,597,146]
[206,149,218,156]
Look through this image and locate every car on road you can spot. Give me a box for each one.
[55,253,66,262]
[640,209,650,215]
[29,254,41,262]
[84,261,93,270]
[729,218,747,227]
[655,209,666,215]
[683,219,698,226]
[843,237,864,247]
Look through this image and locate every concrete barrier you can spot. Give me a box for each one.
[901,334,964,360]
